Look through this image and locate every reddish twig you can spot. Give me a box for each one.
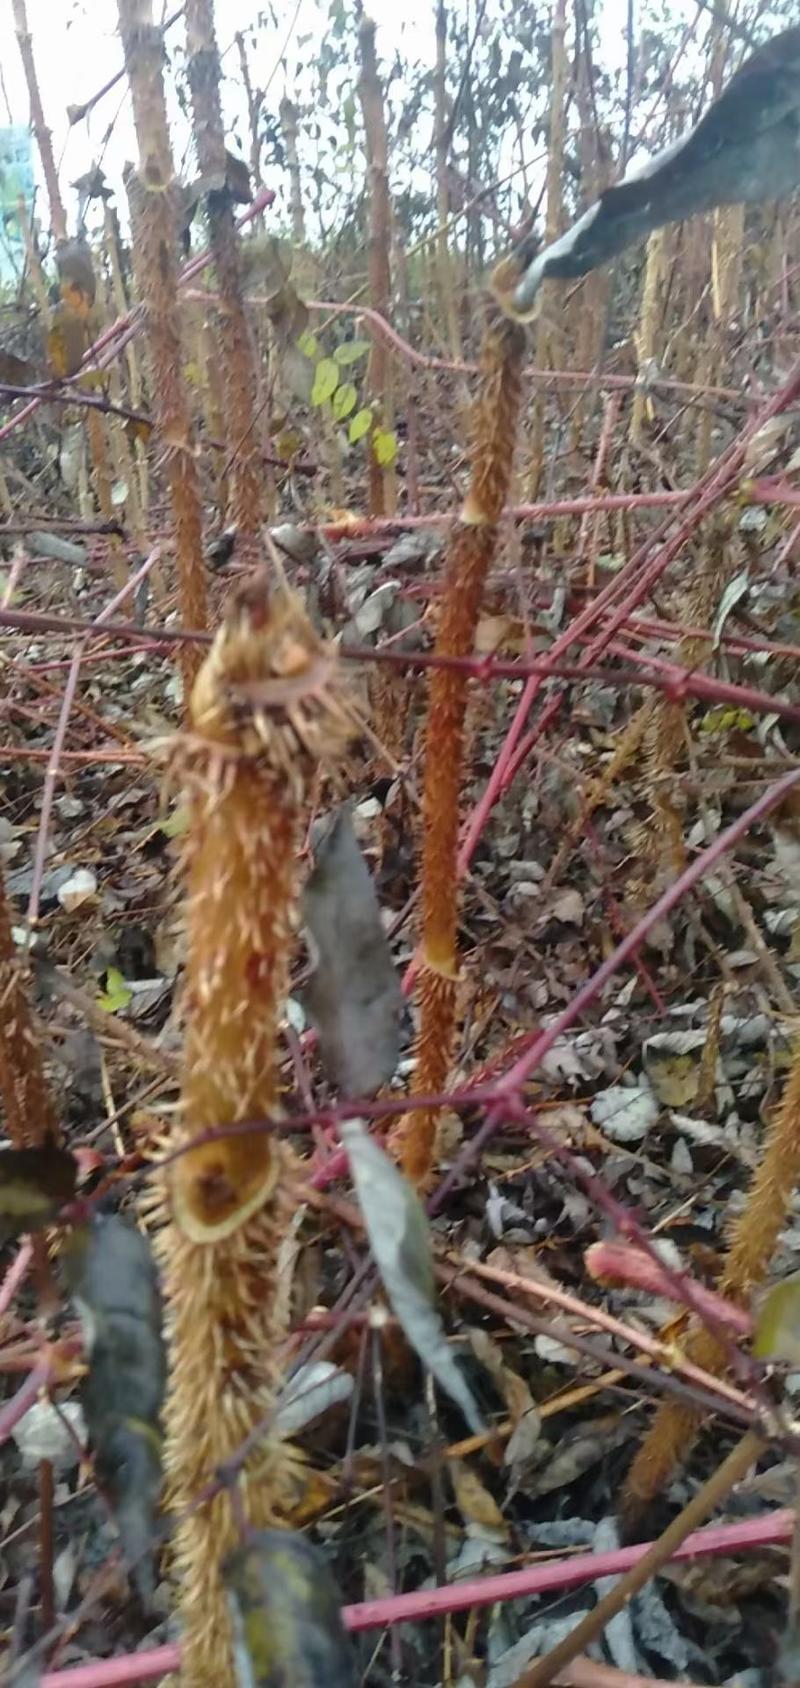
[33,1509,795,1686]
[585,1242,753,1334]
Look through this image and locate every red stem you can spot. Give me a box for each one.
[36,1509,794,1685]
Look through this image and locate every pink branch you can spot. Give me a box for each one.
[0,1360,49,1444]
[585,1243,753,1336]
[37,1510,794,1685]
[0,1241,33,1320]
[456,350,800,878]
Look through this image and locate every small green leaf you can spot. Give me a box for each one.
[348,407,372,444]
[752,1276,800,1370]
[753,1277,800,1364]
[331,381,357,421]
[311,357,340,407]
[296,329,319,360]
[334,338,370,366]
[97,967,133,1014]
[160,804,189,838]
[699,705,755,735]
[373,428,398,467]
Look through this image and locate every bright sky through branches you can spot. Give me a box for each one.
[0,0,658,249]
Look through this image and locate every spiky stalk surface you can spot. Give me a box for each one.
[394,305,525,1185]
[156,580,350,1686]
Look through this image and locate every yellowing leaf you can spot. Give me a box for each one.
[160,805,190,838]
[274,426,304,460]
[0,1143,78,1244]
[74,368,108,392]
[373,427,397,467]
[124,415,154,446]
[646,1052,700,1107]
[348,407,372,444]
[296,329,320,360]
[331,380,357,421]
[753,1277,800,1364]
[47,303,90,379]
[97,966,133,1014]
[310,357,339,406]
[699,705,756,735]
[56,237,97,311]
[449,1458,507,1536]
[333,338,370,365]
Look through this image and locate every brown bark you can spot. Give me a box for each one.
[0,865,59,1147]
[433,1,463,362]
[117,0,208,695]
[185,0,265,571]
[357,15,394,517]
[279,95,307,246]
[12,0,67,241]
[236,30,265,191]
[393,301,526,1185]
[528,0,568,497]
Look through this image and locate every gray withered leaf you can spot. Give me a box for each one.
[512,24,800,314]
[61,1213,166,1605]
[224,1528,356,1688]
[341,1119,484,1434]
[302,807,403,1097]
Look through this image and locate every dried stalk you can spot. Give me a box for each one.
[628,537,734,907]
[629,229,668,446]
[279,96,306,246]
[527,0,567,499]
[392,290,526,1185]
[357,15,395,517]
[623,1041,800,1522]
[0,864,59,1147]
[185,0,265,568]
[433,1,463,364]
[117,0,208,695]
[14,0,120,577]
[155,577,351,1686]
[12,0,67,241]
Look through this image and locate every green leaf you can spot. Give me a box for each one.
[348,407,372,444]
[373,428,398,467]
[97,967,132,1015]
[333,338,370,366]
[331,381,357,421]
[753,1276,800,1364]
[699,705,756,735]
[310,357,340,407]
[160,804,189,838]
[296,329,319,360]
